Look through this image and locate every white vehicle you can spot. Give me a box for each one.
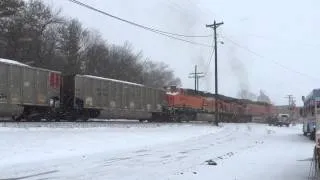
[276,114,290,127]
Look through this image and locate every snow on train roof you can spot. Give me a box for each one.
[166,92,179,95]
[82,75,144,86]
[0,58,29,66]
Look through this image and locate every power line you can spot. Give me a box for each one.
[222,35,263,58]
[67,0,214,46]
[159,0,216,74]
[205,37,215,75]
[222,34,320,81]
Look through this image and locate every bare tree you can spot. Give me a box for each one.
[0,0,25,59]
[83,32,109,75]
[40,24,65,70]
[0,0,63,65]
[58,19,88,75]
[23,0,63,66]
[106,42,144,82]
[0,0,24,18]
[0,0,182,89]
[142,61,181,88]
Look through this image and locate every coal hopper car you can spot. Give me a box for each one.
[61,75,166,121]
[0,58,61,121]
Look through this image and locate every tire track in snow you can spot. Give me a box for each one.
[101,124,240,168]
[173,124,271,177]
[0,170,58,180]
[3,124,268,180]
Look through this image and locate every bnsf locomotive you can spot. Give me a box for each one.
[161,87,273,123]
[0,58,274,122]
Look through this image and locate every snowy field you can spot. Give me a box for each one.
[0,122,314,180]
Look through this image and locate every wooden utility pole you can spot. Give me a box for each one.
[284,95,295,121]
[189,65,204,93]
[206,20,224,126]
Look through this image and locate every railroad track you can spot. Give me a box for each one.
[0,119,213,128]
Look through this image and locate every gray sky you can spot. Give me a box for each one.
[44,0,320,106]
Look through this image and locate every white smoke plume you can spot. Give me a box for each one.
[227,46,257,100]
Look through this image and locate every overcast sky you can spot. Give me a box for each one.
[44,0,320,106]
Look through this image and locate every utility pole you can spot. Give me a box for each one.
[196,74,205,91]
[196,66,205,92]
[284,95,295,121]
[206,20,224,126]
[189,65,205,93]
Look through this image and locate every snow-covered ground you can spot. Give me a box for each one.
[0,123,314,180]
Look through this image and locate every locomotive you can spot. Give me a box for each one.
[0,58,274,122]
[159,87,273,123]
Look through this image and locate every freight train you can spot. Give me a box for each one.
[0,58,274,122]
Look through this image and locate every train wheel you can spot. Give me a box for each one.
[63,112,77,122]
[178,114,188,123]
[89,110,100,119]
[27,113,42,122]
[80,114,89,121]
[13,114,23,121]
[79,110,89,121]
[44,112,54,122]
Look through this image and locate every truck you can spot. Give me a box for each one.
[277,114,290,127]
[268,113,290,127]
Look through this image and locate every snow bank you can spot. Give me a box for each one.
[0,124,222,168]
[0,123,314,180]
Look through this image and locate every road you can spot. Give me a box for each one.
[0,123,314,180]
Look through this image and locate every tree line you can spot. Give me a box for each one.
[0,0,181,88]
